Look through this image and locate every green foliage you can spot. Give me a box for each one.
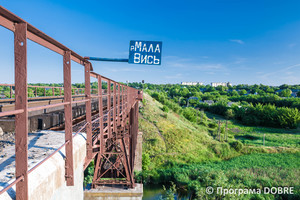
[162,105,169,113]
[137,93,300,199]
[145,83,300,129]
[142,153,151,171]
[208,121,218,129]
[225,108,235,119]
[230,140,243,152]
[205,114,300,148]
[230,94,300,110]
[201,101,300,129]
[159,182,177,200]
[236,103,300,129]
[139,153,300,199]
[239,89,248,95]
[83,160,94,187]
[279,89,292,97]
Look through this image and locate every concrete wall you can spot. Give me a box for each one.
[1,132,86,200]
[1,132,143,200]
[133,132,143,172]
[84,184,143,200]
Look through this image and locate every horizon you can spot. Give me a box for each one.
[0,1,300,85]
[13,82,300,87]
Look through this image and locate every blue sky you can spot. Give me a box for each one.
[0,0,300,85]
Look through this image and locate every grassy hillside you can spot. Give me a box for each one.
[138,93,300,199]
[139,93,239,169]
[139,93,298,169]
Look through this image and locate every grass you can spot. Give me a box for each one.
[139,153,300,199]
[140,93,299,171]
[138,93,300,199]
[139,93,242,170]
[205,111,300,148]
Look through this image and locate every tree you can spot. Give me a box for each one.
[266,87,275,93]
[231,90,239,96]
[239,89,247,95]
[279,89,292,97]
[279,84,289,89]
[179,88,189,98]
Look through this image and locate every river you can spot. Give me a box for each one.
[143,185,192,200]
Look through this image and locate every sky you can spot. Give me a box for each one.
[0,0,300,86]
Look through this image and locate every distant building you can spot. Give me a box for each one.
[204,100,214,105]
[211,82,232,87]
[227,102,236,107]
[291,89,300,97]
[181,82,203,86]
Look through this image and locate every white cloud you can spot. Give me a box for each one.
[195,64,226,71]
[201,56,209,59]
[165,73,183,79]
[162,56,231,81]
[257,63,300,85]
[288,43,296,48]
[229,39,245,44]
[108,67,146,72]
[232,57,247,64]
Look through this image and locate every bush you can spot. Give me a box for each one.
[208,122,218,129]
[230,140,243,152]
[142,153,151,171]
[211,143,231,159]
[225,108,235,119]
[162,113,168,118]
[162,105,169,113]
[83,160,94,187]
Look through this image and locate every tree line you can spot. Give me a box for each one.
[129,82,300,129]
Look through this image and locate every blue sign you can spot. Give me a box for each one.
[128,40,162,65]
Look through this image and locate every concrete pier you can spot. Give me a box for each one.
[84,184,143,200]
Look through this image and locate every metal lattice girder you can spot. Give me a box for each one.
[92,122,136,188]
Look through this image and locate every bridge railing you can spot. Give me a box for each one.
[0,6,141,199]
[0,83,99,99]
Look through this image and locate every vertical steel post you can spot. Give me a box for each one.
[117,84,120,126]
[113,82,116,132]
[85,62,92,159]
[15,22,28,200]
[121,86,123,126]
[98,76,104,155]
[63,50,74,186]
[10,85,12,98]
[129,105,134,175]
[125,87,127,120]
[127,87,130,114]
[107,80,111,138]
[131,102,139,172]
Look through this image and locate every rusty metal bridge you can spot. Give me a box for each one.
[0,6,142,200]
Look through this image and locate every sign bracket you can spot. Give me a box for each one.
[84,57,128,62]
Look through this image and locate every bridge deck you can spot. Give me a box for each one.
[0,130,72,190]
